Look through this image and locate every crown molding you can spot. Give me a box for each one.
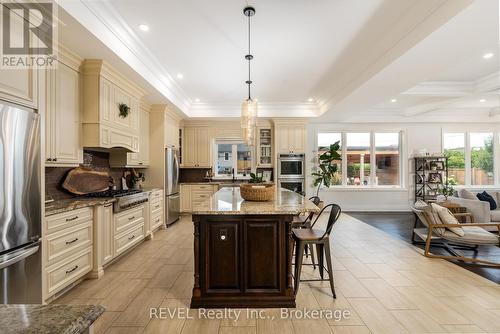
[189,102,319,118]
[403,81,474,96]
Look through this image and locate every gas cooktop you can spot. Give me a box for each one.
[83,189,143,198]
[83,189,149,213]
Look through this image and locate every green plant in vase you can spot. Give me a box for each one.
[438,177,457,200]
[312,141,342,197]
[248,172,263,184]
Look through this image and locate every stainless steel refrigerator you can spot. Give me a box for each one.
[165,147,180,226]
[0,101,42,303]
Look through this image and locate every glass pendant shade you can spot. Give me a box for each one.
[241,98,258,146]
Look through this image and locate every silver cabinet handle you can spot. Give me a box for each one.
[128,216,135,220]
[128,235,135,240]
[65,238,78,245]
[66,216,78,222]
[104,203,113,207]
[155,205,160,209]
[65,265,79,274]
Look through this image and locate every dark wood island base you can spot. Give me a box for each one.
[189,187,319,309]
[191,214,296,308]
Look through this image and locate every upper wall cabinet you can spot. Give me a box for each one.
[81,60,145,152]
[274,121,307,154]
[0,11,38,109]
[44,46,83,166]
[183,126,211,168]
[165,112,181,148]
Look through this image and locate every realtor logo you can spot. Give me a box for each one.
[1,1,57,68]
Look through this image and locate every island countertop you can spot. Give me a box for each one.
[191,187,319,215]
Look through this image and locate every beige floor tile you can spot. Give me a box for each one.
[113,288,169,327]
[365,264,415,287]
[347,298,409,334]
[148,264,184,288]
[143,298,189,334]
[390,310,445,333]
[291,318,332,334]
[104,326,145,334]
[166,271,194,299]
[330,325,372,334]
[256,317,294,334]
[180,318,220,334]
[310,287,365,326]
[220,309,257,327]
[359,278,417,310]
[219,326,256,334]
[99,279,149,312]
[334,270,373,298]
[438,296,500,332]
[338,258,379,278]
[92,311,121,334]
[441,324,485,333]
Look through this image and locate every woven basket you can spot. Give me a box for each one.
[240,183,275,201]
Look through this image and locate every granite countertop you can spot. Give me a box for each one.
[0,304,104,334]
[191,187,319,215]
[45,197,116,216]
[140,187,163,193]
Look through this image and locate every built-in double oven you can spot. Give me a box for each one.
[277,154,305,195]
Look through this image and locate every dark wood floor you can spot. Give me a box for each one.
[347,212,500,284]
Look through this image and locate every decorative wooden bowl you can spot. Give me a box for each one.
[240,183,275,201]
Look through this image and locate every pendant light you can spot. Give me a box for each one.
[241,6,257,146]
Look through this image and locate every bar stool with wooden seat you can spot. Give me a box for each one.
[292,196,321,268]
[293,203,341,298]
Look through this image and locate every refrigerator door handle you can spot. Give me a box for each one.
[173,153,180,188]
[0,245,39,270]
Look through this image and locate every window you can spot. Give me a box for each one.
[318,133,342,185]
[471,133,494,185]
[215,141,252,178]
[443,133,465,185]
[316,131,402,188]
[375,133,400,186]
[443,132,496,186]
[347,133,371,186]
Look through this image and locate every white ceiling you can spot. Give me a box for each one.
[56,0,498,120]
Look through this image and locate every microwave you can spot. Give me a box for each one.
[278,154,305,179]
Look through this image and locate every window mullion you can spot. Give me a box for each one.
[465,133,472,186]
[370,131,376,186]
[342,132,347,186]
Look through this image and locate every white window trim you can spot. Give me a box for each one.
[442,130,498,187]
[315,130,405,189]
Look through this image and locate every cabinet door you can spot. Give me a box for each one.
[164,115,179,148]
[196,128,211,167]
[276,127,290,154]
[140,110,149,165]
[0,14,37,108]
[243,218,282,291]
[183,127,196,167]
[53,63,82,164]
[204,220,240,292]
[101,204,114,265]
[290,126,305,153]
[180,185,191,212]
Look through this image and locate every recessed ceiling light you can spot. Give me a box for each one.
[483,52,494,59]
[138,24,149,32]
[391,98,397,103]
[176,73,184,79]
[479,99,486,103]
[307,98,314,102]
[194,98,200,102]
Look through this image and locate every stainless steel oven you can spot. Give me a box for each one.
[278,178,305,195]
[278,154,305,179]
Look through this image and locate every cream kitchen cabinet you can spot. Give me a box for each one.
[43,207,94,299]
[45,51,83,166]
[149,189,164,232]
[165,112,181,148]
[82,60,144,152]
[180,184,218,212]
[182,127,211,167]
[275,124,306,154]
[91,203,113,278]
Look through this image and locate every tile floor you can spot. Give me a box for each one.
[54,214,500,334]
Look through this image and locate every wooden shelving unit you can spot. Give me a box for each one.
[414,156,448,202]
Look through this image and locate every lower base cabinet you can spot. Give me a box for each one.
[181,184,218,212]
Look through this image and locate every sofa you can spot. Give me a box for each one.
[439,189,500,231]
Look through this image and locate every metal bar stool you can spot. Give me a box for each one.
[292,196,321,269]
[293,203,341,298]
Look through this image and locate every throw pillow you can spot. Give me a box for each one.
[422,205,445,236]
[430,203,465,237]
[476,191,497,210]
[459,188,477,200]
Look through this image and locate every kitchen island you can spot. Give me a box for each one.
[191,187,319,308]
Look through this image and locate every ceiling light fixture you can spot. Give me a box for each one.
[391,98,397,103]
[194,98,200,102]
[241,6,257,146]
[308,98,314,102]
[176,73,184,79]
[479,99,486,103]
[483,52,494,59]
[138,24,149,32]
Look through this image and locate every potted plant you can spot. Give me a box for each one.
[438,177,457,201]
[131,169,145,189]
[312,141,341,197]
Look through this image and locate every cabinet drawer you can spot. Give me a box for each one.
[45,247,92,297]
[151,201,163,216]
[150,196,162,206]
[114,224,144,256]
[114,206,145,235]
[150,189,163,199]
[192,185,214,191]
[46,221,92,265]
[192,190,212,201]
[151,213,163,230]
[45,208,93,235]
